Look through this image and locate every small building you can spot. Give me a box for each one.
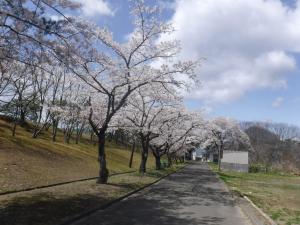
[221,150,248,172]
[205,149,249,172]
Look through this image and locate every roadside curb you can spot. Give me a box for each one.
[0,171,136,196]
[58,163,189,225]
[207,164,276,225]
[243,196,277,225]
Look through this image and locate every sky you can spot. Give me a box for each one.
[71,0,300,126]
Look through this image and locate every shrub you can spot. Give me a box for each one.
[249,164,267,173]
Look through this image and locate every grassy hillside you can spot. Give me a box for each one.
[0,118,155,193]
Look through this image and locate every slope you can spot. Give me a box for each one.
[0,118,154,193]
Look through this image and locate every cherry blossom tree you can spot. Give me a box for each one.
[0,0,81,67]
[148,108,205,168]
[0,61,13,106]
[47,67,69,142]
[1,62,36,135]
[1,1,199,183]
[60,80,89,144]
[31,66,53,138]
[203,118,252,171]
[67,0,198,183]
[116,82,182,172]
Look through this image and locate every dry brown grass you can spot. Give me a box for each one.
[0,162,184,225]
[0,118,155,193]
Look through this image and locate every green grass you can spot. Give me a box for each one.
[0,118,156,192]
[0,118,153,171]
[208,162,300,225]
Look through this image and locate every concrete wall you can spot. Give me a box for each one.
[221,162,248,172]
[222,151,248,164]
[221,151,248,172]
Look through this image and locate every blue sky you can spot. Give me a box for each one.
[72,0,300,126]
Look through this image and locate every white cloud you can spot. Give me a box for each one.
[272,97,284,108]
[158,0,177,10]
[160,0,300,105]
[75,0,114,17]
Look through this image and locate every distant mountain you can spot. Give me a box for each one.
[245,125,300,172]
[241,121,300,141]
[245,126,280,144]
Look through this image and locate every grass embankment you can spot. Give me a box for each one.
[209,162,300,225]
[0,118,185,225]
[0,118,156,193]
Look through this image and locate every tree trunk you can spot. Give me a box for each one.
[97,128,109,183]
[75,124,80,144]
[12,121,17,137]
[32,107,43,138]
[152,148,161,170]
[107,132,112,142]
[129,141,135,168]
[155,154,161,170]
[75,122,85,144]
[218,145,222,172]
[139,151,148,173]
[115,131,119,144]
[139,137,149,173]
[167,154,172,167]
[64,123,75,144]
[44,123,51,131]
[52,119,58,142]
[180,156,184,163]
[19,109,26,126]
[12,108,18,136]
[90,131,96,145]
[64,128,70,143]
[90,130,93,142]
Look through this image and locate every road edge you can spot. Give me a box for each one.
[209,164,277,225]
[242,196,277,225]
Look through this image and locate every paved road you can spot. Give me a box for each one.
[73,162,251,225]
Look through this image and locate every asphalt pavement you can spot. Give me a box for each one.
[72,162,252,225]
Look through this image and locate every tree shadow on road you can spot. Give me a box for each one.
[78,195,225,225]
[0,163,238,225]
[0,193,112,225]
[76,163,232,225]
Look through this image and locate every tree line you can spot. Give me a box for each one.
[0,0,253,183]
